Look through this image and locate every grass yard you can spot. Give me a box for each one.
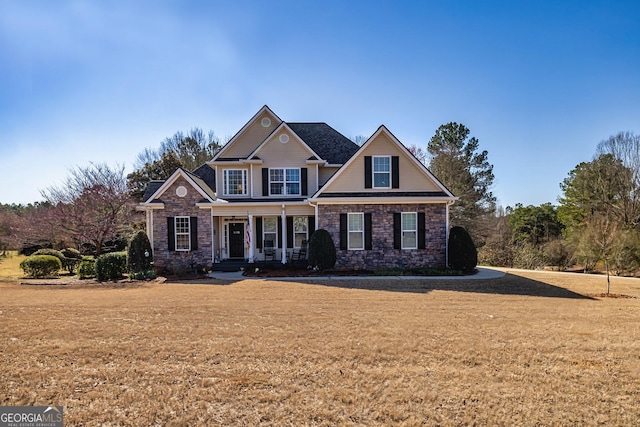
[1,269,640,426]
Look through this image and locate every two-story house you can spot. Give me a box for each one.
[138,106,456,272]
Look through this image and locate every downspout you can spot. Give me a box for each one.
[445,201,453,268]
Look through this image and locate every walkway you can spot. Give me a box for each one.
[207,267,505,281]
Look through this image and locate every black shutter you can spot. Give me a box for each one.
[392,156,400,188]
[364,156,372,188]
[308,216,315,234]
[256,217,263,249]
[418,212,426,249]
[301,168,308,196]
[277,218,282,248]
[340,213,347,250]
[190,217,198,250]
[167,217,175,251]
[393,213,401,249]
[287,217,294,248]
[364,213,372,250]
[262,168,269,196]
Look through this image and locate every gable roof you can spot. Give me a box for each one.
[212,105,282,161]
[311,125,456,201]
[245,122,322,162]
[287,123,359,164]
[142,181,164,202]
[140,167,216,204]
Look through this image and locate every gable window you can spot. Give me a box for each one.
[175,216,191,251]
[270,168,300,195]
[373,156,391,188]
[348,213,364,250]
[223,169,248,196]
[402,212,417,249]
[263,217,277,247]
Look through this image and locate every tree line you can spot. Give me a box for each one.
[1,121,638,280]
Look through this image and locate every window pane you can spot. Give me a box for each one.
[349,231,363,249]
[402,213,417,230]
[175,217,190,233]
[263,217,277,232]
[348,214,363,231]
[225,170,246,195]
[373,157,390,172]
[176,234,190,250]
[295,233,306,248]
[270,169,283,181]
[403,231,417,249]
[270,183,283,195]
[374,172,390,187]
[293,217,307,232]
[286,169,300,181]
[286,183,300,194]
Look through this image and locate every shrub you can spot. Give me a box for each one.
[78,259,96,279]
[33,248,66,264]
[543,240,573,271]
[95,251,127,281]
[20,255,62,278]
[61,248,83,274]
[19,241,53,256]
[127,230,153,274]
[513,242,546,270]
[308,229,337,271]
[448,226,477,274]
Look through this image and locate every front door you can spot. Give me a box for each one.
[229,223,245,259]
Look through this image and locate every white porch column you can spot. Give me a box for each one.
[210,208,215,265]
[248,213,254,263]
[281,204,287,264]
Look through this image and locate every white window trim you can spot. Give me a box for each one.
[269,167,301,196]
[262,217,278,248]
[293,216,308,249]
[223,169,248,196]
[401,212,418,250]
[348,212,365,251]
[372,155,391,189]
[175,216,191,252]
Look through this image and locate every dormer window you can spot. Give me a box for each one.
[270,168,300,196]
[373,156,391,188]
[223,169,248,196]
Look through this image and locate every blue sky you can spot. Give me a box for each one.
[1,0,638,207]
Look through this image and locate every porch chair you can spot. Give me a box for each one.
[291,240,308,263]
[264,240,277,262]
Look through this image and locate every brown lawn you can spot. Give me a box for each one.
[1,269,640,426]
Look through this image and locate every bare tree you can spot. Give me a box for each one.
[42,163,137,256]
[407,144,428,165]
[596,131,640,228]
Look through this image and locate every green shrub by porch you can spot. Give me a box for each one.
[20,255,62,278]
[96,251,127,281]
[308,229,337,271]
[448,226,477,273]
[127,230,153,274]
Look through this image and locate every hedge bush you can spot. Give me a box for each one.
[95,251,127,281]
[78,259,96,279]
[33,248,66,264]
[127,230,153,274]
[308,229,337,271]
[61,248,83,274]
[20,255,62,278]
[448,226,477,274]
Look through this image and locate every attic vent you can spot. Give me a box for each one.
[279,134,289,144]
[261,117,271,127]
[176,186,188,197]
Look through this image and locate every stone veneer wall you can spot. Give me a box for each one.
[317,203,447,270]
[151,177,212,271]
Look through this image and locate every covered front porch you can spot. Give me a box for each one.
[208,201,316,265]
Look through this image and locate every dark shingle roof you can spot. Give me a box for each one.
[192,164,216,191]
[142,181,164,202]
[287,123,359,164]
